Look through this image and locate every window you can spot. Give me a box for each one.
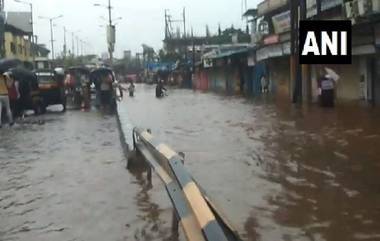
[10,42,16,54]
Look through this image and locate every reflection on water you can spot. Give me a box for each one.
[121,84,380,241]
[127,151,179,241]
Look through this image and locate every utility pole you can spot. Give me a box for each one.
[29,2,35,65]
[183,7,188,62]
[50,19,54,62]
[183,7,186,39]
[63,27,67,58]
[80,40,84,56]
[291,0,301,103]
[108,0,113,65]
[71,32,75,57]
[76,35,79,56]
[165,9,168,39]
[291,0,308,104]
[192,27,195,73]
[94,0,115,66]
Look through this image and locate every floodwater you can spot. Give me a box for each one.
[121,84,380,241]
[0,110,177,241]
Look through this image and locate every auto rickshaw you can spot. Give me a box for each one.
[90,67,117,112]
[35,69,66,113]
[64,67,91,109]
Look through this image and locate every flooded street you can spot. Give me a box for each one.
[121,84,380,241]
[0,110,175,241]
[1,84,379,241]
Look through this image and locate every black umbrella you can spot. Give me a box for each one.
[0,58,22,73]
[90,67,115,88]
[9,68,39,95]
[68,66,90,75]
[90,67,113,77]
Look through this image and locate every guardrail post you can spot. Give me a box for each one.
[146,129,153,185]
[147,166,152,185]
[171,152,185,236]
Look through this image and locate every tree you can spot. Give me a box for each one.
[206,25,211,38]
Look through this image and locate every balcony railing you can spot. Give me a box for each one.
[321,0,344,11]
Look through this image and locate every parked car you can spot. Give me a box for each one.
[36,70,66,113]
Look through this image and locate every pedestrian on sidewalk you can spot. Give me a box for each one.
[0,72,14,128]
[261,75,269,93]
[6,72,21,117]
[319,74,336,107]
[128,81,135,97]
[319,67,339,108]
[100,73,113,111]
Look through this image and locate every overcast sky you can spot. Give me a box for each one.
[5,0,260,58]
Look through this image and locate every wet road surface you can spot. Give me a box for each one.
[0,109,176,241]
[120,84,380,241]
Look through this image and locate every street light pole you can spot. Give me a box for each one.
[80,40,84,56]
[63,26,67,58]
[70,30,80,57]
[29,3,34,64]
[39,15,63,67]
[94,0,115,66]
[76,35,79,56]
[71,32,75,57]
[49,19,55,62]
[108,0,113,65]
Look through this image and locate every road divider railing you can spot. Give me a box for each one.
[131,127,242,241]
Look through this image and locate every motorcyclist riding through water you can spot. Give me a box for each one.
[155,80,167,98]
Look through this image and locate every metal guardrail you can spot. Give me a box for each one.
[131,128,242,241]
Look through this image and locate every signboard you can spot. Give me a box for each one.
[263,34,280,45]
[282,41,291,55]
[321,0,343,11]
[203,58,213,68]
[306,0,317,18]
[375,23,380,45]
[247,55,256,66]
[107,25,115,44]
[272,10,290,34]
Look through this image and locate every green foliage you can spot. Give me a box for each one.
[55,55,97,69]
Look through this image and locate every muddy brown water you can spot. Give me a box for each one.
[0,110,176,241]
[1,84,380,241]
[120,84,380,241]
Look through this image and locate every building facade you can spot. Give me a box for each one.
[4,23,32,61]
[253,0,380,105]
